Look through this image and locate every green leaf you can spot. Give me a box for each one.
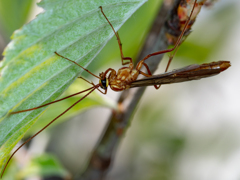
[0,0,34,39]
[0,0,147,175]
[18,154,69,179]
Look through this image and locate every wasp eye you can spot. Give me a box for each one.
[99,78,108,90]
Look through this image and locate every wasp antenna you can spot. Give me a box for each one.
[10,86,96,115]
[54,52,100,79]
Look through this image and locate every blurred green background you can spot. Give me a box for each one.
[0,0,239,180]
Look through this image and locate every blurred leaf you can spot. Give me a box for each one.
[1,159,18,180]
[18,154,69,179]
[175,41,211,63]
[0,0,34,39]
[0,0,147,175]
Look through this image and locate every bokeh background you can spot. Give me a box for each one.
[0,0,239,180]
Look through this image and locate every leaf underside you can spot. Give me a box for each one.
[0,0,147,174]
